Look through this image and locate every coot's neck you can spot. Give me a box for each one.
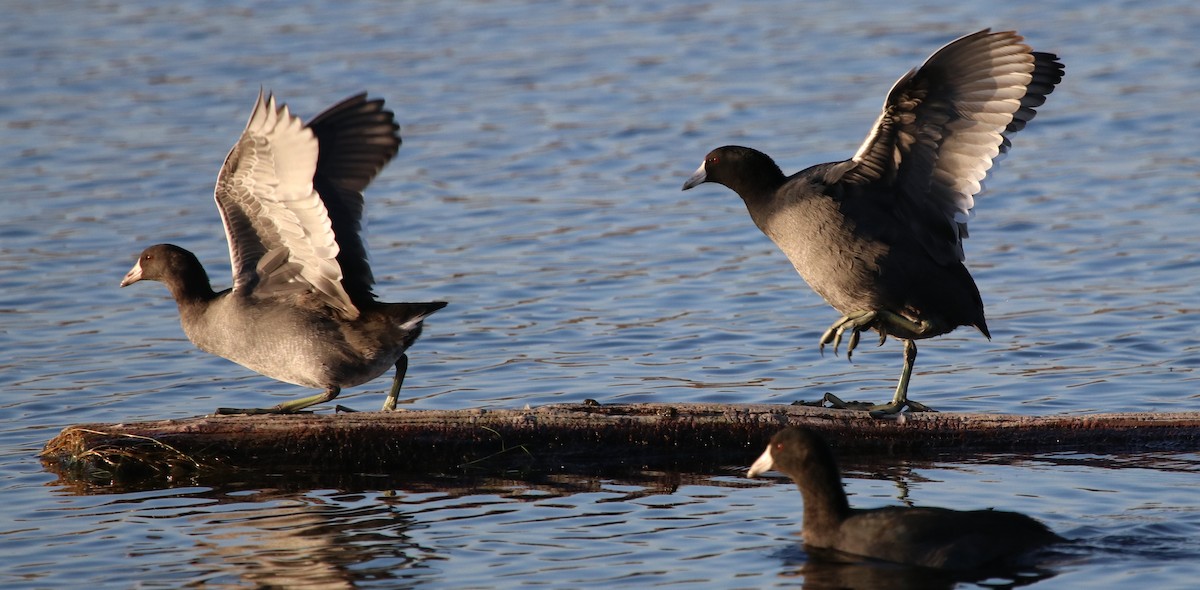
[799,456,853,535]
[726,155,787,229]
[163,264,219,309]
[731,165,786,211]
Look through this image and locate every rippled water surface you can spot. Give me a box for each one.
[3,0,1199,587]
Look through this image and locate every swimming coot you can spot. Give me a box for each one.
[683,30,1063,414]
[748,427,1064,569]
[121,92,446,414]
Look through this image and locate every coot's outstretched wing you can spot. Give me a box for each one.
[214,91,357,318]
[837,29,1064,263]
[306,94,401,305]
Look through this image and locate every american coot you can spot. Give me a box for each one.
[682,30,1064,415]
[121,92,446,414]
[748,427,1064,570]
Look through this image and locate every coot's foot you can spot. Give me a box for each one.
[867,398,938,417]
[794,392,877,411]
[818,311,884,359]
[214,386,342,415]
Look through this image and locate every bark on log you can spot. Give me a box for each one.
[40,403,1200,488]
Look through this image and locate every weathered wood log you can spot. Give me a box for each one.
[41,403,1200,487]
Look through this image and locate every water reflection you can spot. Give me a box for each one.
[32,450,1200,587]
[128,473,755,587]
[181,495,435,588]
[780,549,1061,590]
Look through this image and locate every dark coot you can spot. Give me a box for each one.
[121,92,446,414]
[683,30,1064,414]
[748,427,1065,570]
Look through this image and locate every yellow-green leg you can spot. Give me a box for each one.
[380,354,409,412]
[815,311,939,416]
[215,386,341,415]
[866,338,937,416]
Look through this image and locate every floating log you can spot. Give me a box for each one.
[41,403,1200,487]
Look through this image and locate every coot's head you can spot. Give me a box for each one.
[682,145,787,204]
[747,427,839,480]
[121,244,205,287]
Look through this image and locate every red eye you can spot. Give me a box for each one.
[708,156,720,165]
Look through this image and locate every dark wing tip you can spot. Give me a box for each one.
[308,93,402,193]
[1002,51,1065,143]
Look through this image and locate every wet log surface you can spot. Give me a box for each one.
[41,403,1200,488]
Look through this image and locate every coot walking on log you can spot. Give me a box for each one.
[748,427,1064,569]
[121,92,446,414]
[683,30,1063,414]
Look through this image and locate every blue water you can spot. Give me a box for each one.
[3,0,1199,587]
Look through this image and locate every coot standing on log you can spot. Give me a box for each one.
[121,92,446,414]
[683,30,1063,415]
[748,427,1064,569]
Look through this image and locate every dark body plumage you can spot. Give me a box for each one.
[749,428,1064,569]
[683,30,1064,414]
[122,93,445,414]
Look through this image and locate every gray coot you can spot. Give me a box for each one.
[682,30,1064,414]
[121,92,446,414]
[748,427,1064,570]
